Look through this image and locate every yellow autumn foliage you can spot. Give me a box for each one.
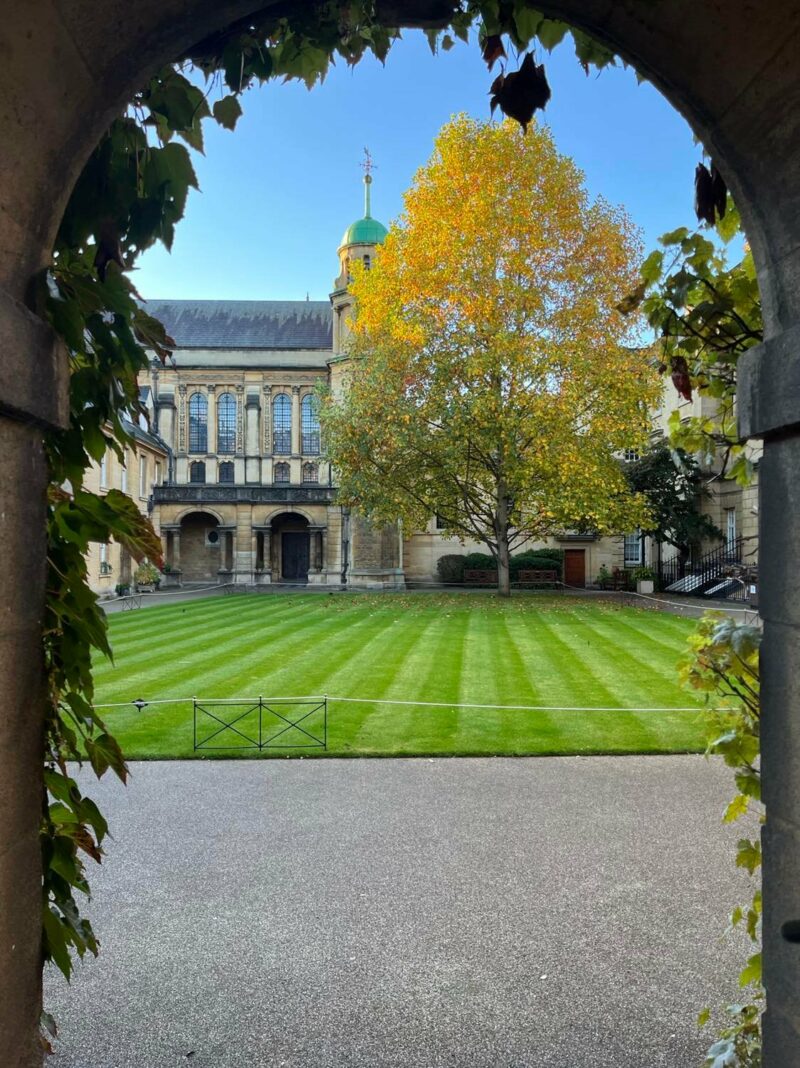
[321,116,660,587]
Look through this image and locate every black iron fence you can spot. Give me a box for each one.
[193,696,327,751]
[658,537,757,602]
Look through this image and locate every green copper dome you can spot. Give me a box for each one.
[339,172,387,248]
[340,215,388,247]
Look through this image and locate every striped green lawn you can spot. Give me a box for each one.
[94,591,707,758]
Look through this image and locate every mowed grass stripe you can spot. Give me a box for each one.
[97,592,707,758]
[98,597,353,700]
[348,611,449,752]
[98,596,315,669]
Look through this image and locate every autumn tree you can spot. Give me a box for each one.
[321,116,660,596]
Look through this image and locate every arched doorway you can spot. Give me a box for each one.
[3,4,800,1063]
[271,512,310,584]
[179,511,224,582]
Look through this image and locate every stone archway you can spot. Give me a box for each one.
[270,511,311,583]
[178,511,224,581]
[3,4,800,1064]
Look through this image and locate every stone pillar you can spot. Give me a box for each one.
[0,291,68,1068]
[245,392,260,483]
[206,385,216,456]
[264,529,272,577]
[155,392,176,453]
[177,383,187,457]
[321,527,328,571]
[291,385,301,456]
[172,529,181,570]
[262,384,272,454]
[739,327,800,1057]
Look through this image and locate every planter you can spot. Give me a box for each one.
[636,579,655,595]
[161,570,182,588]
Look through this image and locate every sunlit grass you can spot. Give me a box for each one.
[95,592,706,758]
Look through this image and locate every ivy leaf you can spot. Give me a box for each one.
[738,951,762,988]
[482,34,507,68]
[723,793,749,823]
[537,19,568,51]
[488,53,551,132]
[512,7,542,47]
[212,95,243,130]
[735,838,761,875]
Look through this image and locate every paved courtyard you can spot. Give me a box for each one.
[44,757,753,1066]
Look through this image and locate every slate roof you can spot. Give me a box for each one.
[121,415,168,454]
[145,299,333,351]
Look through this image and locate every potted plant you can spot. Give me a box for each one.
[596,565,611,590]
[632,565,656,595]
[134,561,161,592]
[114,582,131,597]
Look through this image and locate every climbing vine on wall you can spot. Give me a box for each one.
[680,616,763,1067]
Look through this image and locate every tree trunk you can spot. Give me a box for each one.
[495,483,512,598]
[496,530,511,597]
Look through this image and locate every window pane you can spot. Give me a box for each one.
[623,530,642,566]
[302,462,318,483]
[219,462,234,484]
[301,394,320,455]
[273,394,291,455]
[274,462,290,484]
[190,461,206,483]
[217,392,236,455]
[189,393,208,453]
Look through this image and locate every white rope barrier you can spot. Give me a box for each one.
[92,694,709,713]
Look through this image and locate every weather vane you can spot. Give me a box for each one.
[360,147,376,180]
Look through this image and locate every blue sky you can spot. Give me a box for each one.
[135,31,701,303]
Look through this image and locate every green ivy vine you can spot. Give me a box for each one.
[681,616,763,1067]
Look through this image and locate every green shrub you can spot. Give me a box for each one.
[436,555,466,584]
[510,550,563,577]
[463,552,496,570]
[596,565,611,589]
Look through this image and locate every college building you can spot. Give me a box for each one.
[88,174,758,598]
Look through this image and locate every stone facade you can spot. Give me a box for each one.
[84,403,168,595]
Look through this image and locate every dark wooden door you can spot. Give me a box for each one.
[563,549,586,588]
[282,532,310,581]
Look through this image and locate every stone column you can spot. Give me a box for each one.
[264,529,272,577]
[172,529,181,570]
[177,383,187,456]
[245,392,260,483]
[321,527,328,571]
[291,385,301,456]
[206,385,216,456]
[155,393,176,453]
[0,291,68,1067]
[739,327,800,1057]
[262,384,272,454]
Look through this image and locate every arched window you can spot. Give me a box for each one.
[274,462,290,484]
[189,461,206,483]
[218,461,234,483]
[302,462,319,484]
[188,393,208,453]
[217,392,236,454]
[301,394,320,455]
[273,393,291,455]
[363,254,371,270]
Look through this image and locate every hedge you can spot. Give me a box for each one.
[436,549,564,584]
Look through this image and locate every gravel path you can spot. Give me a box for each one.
[44,757,752,1067]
